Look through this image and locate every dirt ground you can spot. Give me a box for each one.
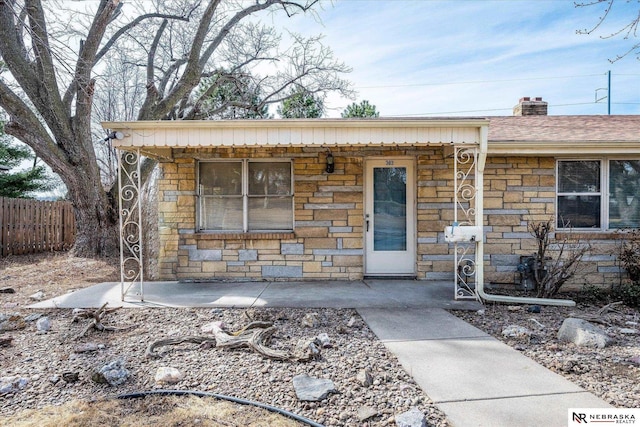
[1,252,639,426]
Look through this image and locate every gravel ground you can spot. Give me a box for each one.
[0,306,448,426]
[2,253,639,426]
[452,301,640,409]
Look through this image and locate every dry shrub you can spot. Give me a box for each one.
[529,219,589,298]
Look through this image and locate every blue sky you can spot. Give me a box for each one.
[276,0,640,117]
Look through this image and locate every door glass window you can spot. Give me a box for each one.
[373,167,407,251]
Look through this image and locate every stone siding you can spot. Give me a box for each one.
[483,156,621,290]
[155,148,624,288]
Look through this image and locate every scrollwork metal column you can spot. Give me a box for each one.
[453,145,479,300]
[118,149,144,301]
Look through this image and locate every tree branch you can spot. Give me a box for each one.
[0,78,65,166]
[95,11,193,65]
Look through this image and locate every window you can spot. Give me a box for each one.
[609,160,640,228]
[198,160,293,232]
[556,159,640,230]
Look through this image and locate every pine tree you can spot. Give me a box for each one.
[341,100,380,118]
[0,121,51,198]
[277,89,324,118]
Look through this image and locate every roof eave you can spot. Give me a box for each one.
[488,140,640,155]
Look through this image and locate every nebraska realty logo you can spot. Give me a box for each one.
[569,409,639,425]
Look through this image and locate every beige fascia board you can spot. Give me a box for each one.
[102,118,490,130]
[102,119,489,149]
[488,141,640,155]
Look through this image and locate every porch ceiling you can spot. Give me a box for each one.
[102,118,488,159]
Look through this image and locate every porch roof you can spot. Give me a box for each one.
[103,118,488,158]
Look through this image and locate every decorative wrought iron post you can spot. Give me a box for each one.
[453,145,481,300]
[118,149,144,301]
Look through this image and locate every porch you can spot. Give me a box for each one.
[29,279,481,310]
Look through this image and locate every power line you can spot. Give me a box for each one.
[356,73,607,90]
[379,100,640,117]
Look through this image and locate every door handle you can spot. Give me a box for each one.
[365,214,370,232]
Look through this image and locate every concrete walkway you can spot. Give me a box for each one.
[30,279,611,426]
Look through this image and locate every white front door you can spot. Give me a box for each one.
[364,159,416,276]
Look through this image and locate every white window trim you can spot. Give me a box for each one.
[197,159,294,233]
[556,157,640,231]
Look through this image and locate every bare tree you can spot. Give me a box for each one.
[0,0,353,256]
[576,0,640,62]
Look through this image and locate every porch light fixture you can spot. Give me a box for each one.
[325,151,334,173]
[104,131,124,141]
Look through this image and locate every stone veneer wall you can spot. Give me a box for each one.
[154,148,623,288]
[483,156,621,290]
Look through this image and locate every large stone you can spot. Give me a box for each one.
[357,406,378,422]
[92,359,129,386]
[557,318,612,348]
[35,317,51,333]
[395,407,427,427]
[154,367,184,384]
[0,376,28,394]
[292,374,337,401]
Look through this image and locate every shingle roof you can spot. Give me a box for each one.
[488,115,640,143]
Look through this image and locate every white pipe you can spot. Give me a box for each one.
[474,129,575,307]
[475,241,575,307]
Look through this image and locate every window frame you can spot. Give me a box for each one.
[197,159,294,233]
[556,157,640,231]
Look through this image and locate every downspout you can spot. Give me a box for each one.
[475,125,575,307]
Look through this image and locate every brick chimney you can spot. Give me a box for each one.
[513,97,547,116]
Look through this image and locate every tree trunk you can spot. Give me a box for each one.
[72,194,119,257]
[63,157,119,257]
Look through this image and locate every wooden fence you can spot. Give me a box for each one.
[0,197,76,257]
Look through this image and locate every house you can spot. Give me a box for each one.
[103,97,640,301]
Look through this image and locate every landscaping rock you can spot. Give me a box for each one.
[24,313,43,322]
[74,343,104,353]
[502,324,531,338]
[92,359,129,386]
[357,405,378,421]
[0,314,26,332]
[292,374,337,401]
[28,291,45,301]
[301,313,319,328]
[356,368,373,387]
[154,367,183,385]
[316,332,331,348]
[395,407,427,427]
[62,372,80,383]
[527,305,541,313]
[557,318,612,348]
[36,317,51,333]
[0,376,28,394]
